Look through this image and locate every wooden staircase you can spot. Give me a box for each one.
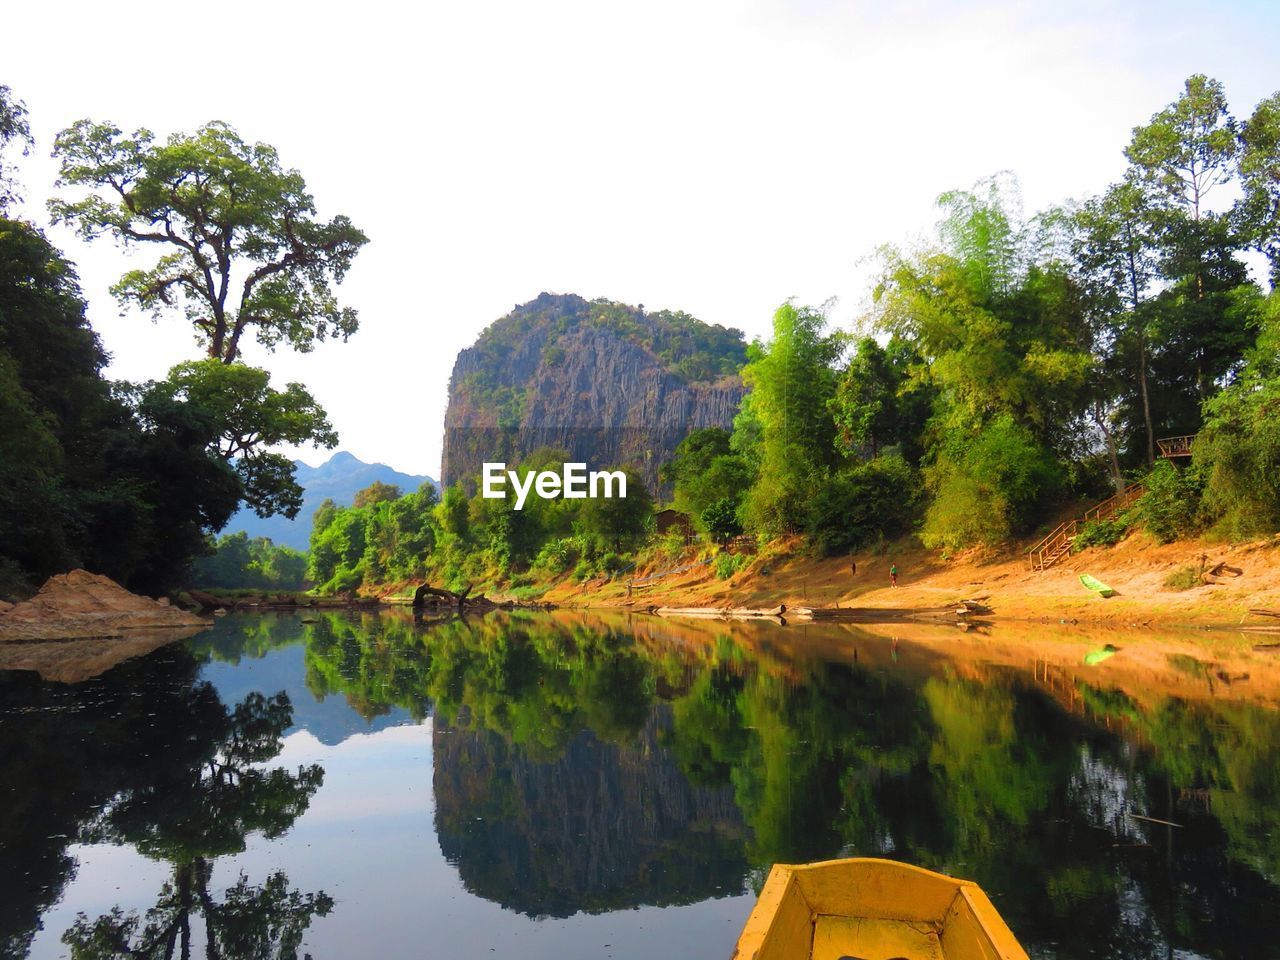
[1027,433,1196,572]
[1028,481,1146,572]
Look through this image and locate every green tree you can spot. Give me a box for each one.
[1125,75,1254,424]
[738,303,843,535]
[50,120,367,363]
[0,218,242,595]
[828,335,930,462]
[0,85,32,213]
[661,427,752,533]
[352,480,402,508]
[142,359,336,519]
[1239,91,1280,284]
[1074,175,1161,469]
[579,469,653,552]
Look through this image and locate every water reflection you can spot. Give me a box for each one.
[0,646,330,959]
[5,610,1280,958]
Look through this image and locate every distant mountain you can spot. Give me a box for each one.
[223,451,435,551]
[441,293,747,494]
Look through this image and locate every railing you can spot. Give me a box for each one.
[1082,480,1145,524]
[1157,434,1195,458]
[1028,480,1145,571]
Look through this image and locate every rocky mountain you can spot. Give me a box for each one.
[223,451,435,550]
[441,293,747,494]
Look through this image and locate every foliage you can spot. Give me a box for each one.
[1072,515,1130,551]
[738,302,843,536]
[921,415,1065,551]
[141,359,336,519]
[661,427,752,534]
[578,469,653,553]
[1196,292,1280,538]
[806,455,919,556]
[1137,460,1203,543]
[713,552,749,580]
[0,218,241,596]
[50,119,367,363]
[352,480,402,508]
[189,532,308,590]
[0,85,33,212]
[307,482,438,592]
[700,497,743,544]
[1240,92,1280,283]
[829,336,932,463]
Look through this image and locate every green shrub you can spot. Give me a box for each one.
[1137,461,1202,544]
[1163,565,1202,591]
[1072,515,1129,551]
[714,552,749,579]
[807,454,919,556]
[599,552,628,575]
[531,536,578,574]
[1197,376,1280,539]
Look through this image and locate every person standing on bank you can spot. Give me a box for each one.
[889,562,898,588]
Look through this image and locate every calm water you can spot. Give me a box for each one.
[4,609,1280,959]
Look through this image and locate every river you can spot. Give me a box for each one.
[4,608,1280,959]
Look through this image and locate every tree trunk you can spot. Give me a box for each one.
[1094,403,1125,493]
[1139,331,1155,467]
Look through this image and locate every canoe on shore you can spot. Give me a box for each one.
[1080,574,1116,598]
[732,857,1028,960]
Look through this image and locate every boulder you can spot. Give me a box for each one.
[0,569,209,642]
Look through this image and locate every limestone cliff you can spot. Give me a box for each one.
[441,293,747,493]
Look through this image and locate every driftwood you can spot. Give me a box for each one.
[654,604,785,621]
[409,583,556,619]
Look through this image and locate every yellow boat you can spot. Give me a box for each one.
[732,858,1028,960]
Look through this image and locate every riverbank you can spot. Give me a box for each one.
[535,532,1280,629]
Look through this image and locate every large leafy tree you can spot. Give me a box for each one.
[1124,75,1254,424]
[873,176,1088,549]
[50,120,367,363]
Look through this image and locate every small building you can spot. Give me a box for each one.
[654,508,695,544]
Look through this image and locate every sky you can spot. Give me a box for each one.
[5,0,1279,478]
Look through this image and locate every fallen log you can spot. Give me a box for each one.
[654,604,785,620]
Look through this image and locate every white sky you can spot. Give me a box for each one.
[5,0,1279,478]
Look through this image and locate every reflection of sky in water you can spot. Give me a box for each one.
[27,719,753,960]
[199,640,416,744]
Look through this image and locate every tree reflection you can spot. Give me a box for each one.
[60,688,331,959]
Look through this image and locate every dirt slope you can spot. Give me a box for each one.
[542,532,1280,628]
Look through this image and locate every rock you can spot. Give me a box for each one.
[0,569,209,642]
[441,294,746,495]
